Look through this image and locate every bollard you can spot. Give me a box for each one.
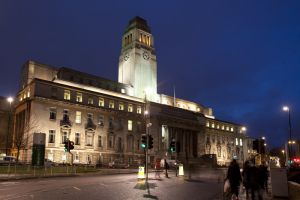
[178,164,184,176]
[138,166,145,179]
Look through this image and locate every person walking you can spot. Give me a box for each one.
[226,159,242,199]
[249,165,263,200]
[242,161,251,199]
[164,159,169,178]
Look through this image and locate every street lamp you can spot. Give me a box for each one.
[6,96,14,155]
[282,105,292,164]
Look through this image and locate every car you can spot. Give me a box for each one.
[0,156,17,165]
[108,160,129,169]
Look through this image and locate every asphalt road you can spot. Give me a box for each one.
[0,170,224,200]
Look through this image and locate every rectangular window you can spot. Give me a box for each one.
[75,111,81,124]
[119,102,124,110]
[128,104,133,112]
[108,136,113,148]
[226,126,230,131]
[63,109,69,120]
[49,130,55,143]
[98,136,102,147]
[75,133,80,145]
[212,123,215,128]
[235,138,239,146]
[240,138,243,146]
[76,93,82,102]
[109,100,114,109]
[221,125,225,130]
[128,120,133,131]
[51,87,57,98]
[98,115,104,126]
[88,97,94,105]
[62,132,68,143]
[74,154,79,162]
[49,108,56,120]
[87,113,93,120]
[206,122,210,127]
[98,97,104,107]
[137,106,142,114]
[86,133,93,146]
[64,90,71,100]
[230,127,234,132]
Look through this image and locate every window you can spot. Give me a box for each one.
[109,100,114,109]
[137,106,142,114]
[62,132,68,143]
[137,121,141,132]
[98,115,104,126]
[197,107,201,112]
[236,138,239,146]
[51,87,57,98]
[230,127,234,132]
[64,90,71,100]
[121,88,125,93]
[75,133,80,145]
[240,138,243,146]
[98,136,102,147]
[75,111,81,123]
[212,123,215,128]
[74,154,79,162]
[76,93,82,102]
[128,104,133,112]
[216,124,220,129]
[98,97,104,107]
[128,120,133,131]
[86,133,93,146]
[221,125,225,130]
[87,113,93,120]
[88,97,93,105]
[49,108,56,120]
[108,135,114,148]
[63,109,69,120]
[49,130,55,143]
[119,102,124,110]
[206,122,210,127]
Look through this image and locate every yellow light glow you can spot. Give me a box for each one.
[7,97,13,103]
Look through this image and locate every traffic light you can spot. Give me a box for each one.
[64,141,69,152]
[141,135,147,149]
[148,135,153,149]
[170,140,176,152]
[69,141,74,151]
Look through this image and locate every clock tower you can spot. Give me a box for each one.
[118,16,157,101]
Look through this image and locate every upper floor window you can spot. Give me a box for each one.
[221,125,225,130]
[64,90,71,100]
[109,100,114,109]
[98,136,102,147]
[119,102,124,110]
[121,88,126,94]
[137,106,142,114]
[98,115,104,126]
[51,87,57,98]
[206,122,210,127]
[216,124,220,129]
[63,109,69,120]
[211,123,215,128]
[88,97,94,105]
[49,130,55,143]
[87,113,93,120]
[49,108,56,120]
[240,138,243,146]
[226,126,230,131]
[62,131,68,143]
[75,111,81,124]
[128,120,133,131]
[75,133,80,145]
[235,138,239,146]
[76,93,82,103]
[98,97,104,107]
[128,104,133,112]
[230,127,234,132]
[86,133,93,146]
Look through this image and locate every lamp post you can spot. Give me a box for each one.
[283,106,292,164]
[6,97,13,155]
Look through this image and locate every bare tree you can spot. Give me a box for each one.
[14,112,40,162]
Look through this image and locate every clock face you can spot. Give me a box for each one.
[124,53,129,61]
[143,51,150,60]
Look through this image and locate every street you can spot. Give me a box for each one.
[0,170,223,200]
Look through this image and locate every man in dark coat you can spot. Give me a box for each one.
[227,159,242,198]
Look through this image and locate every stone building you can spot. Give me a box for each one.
[12,16,250,166]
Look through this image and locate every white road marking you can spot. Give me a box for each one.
[73,186,81,191]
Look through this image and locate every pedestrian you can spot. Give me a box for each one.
[242,160,251,199]
[164,159,169,178]
[226,159,242,199]
[154,159,161,178]
[258,163,269,195]
[249,165,262,200]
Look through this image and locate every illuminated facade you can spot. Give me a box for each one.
[12,16,250,166]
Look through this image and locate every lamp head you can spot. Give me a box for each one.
[7,97,13,103]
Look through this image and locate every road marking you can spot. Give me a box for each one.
[73,186,81,191]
